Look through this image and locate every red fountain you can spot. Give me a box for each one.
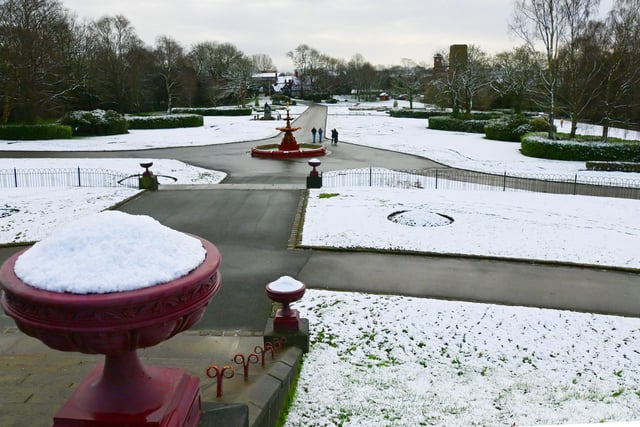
[251,107,327,159]
[0,236,222,427]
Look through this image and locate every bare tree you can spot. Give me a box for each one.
[87,14,145,112]
[0,0,76,123]
[188,41,246,105]
[491,46,544,113]
[391,58,426,109]
[557,0,601,137]
[251,53,275,72]
[346,54,378,101]
[597,0,640,140]
[223,56,254,106]
[154,35,184,112]
[558,18,607,137]
[510,0,568,137]
[286,44,323,96]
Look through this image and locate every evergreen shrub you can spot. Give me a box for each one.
[428,116,497,133]
[170,107,251,116]
[586,161,640,172]
[61,109,128,136]
[127,114,203,129]
[484,115,553,142]
[521,133,640,161]
[388,110,434,119]
[0,124,73,140]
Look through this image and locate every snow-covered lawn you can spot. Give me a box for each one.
[1,100,640,425]
[301,187,640,269]
[0,158,225,244]
[286,289,640,426]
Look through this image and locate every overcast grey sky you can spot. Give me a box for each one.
[61,0,614,71]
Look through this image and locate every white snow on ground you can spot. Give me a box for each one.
[0,158,226,244]
[287,289,640,427]
[301,188,640,269]
[327,101,640,180]
[1,100,640,425]
[0,105,306,151]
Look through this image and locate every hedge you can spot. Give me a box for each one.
[521,133,640,161]
[0,124,73,140]
[484,115,552,142]
[388,110,442,119]
[61,109,128,136]
[586,161,640,172]
[170,107,252,116]
[127,114,204,129]
[428,116,498,133]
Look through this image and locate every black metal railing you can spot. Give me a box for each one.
[322,168,640,200]
[0,168,139,189]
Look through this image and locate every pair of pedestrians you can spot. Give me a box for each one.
[311,127,323,144]
[311,127,339,144]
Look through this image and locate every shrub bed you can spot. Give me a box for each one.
[270,94,296,105]
[171,107,252,116]
[127,114,203,129]
[428,116,498,133]
[0,124,73,140]
[521,133,640,161]
[484,115,553,142]
[61,109,128,136]
[586,161,640,172]
[388,110,442,119]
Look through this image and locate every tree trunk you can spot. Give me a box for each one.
[1,94,9,125]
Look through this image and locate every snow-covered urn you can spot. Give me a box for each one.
[0,211,222,427]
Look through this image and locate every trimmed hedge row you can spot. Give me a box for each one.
[484,115,552,142]
[388,110,443,119]
[521,133,640,161]
[586,161,640,172]
[171,107,252,116]
[127,114,203,129]
[61,109,128,136]
[428,116,497,133]
[0,124,73,140]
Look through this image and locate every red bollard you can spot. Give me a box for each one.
[233,353,259,381]
[206,365,235,398]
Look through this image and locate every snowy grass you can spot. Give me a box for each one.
[285,289,640,427]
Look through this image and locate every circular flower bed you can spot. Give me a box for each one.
[387,210,453,227]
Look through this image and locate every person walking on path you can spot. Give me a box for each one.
[318,127,323,143]
[331,128,339,145]
[311,127,317,143]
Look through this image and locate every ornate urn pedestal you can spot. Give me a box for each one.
[265,276,306,330]
[0,236,221,427]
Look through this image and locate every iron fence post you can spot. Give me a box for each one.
[13,168,17,188]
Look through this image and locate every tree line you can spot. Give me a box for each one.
[1,0,639,138]
[428,0,640,139]
[0,0,273,123]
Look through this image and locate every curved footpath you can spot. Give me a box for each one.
[1,104,639,426]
